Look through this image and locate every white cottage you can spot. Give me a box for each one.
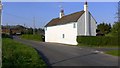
[45,2,97,45]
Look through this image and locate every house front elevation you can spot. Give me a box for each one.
[44,2,97,45]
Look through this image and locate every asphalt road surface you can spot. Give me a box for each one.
[13,36,118,66]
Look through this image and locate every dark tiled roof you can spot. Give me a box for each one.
[45,10,85,27]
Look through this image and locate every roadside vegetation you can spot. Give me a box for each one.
[77,36,118,48]
[77,22,120,48]
[2,37,47,68]
[105,50,120,56]
[21,34,44,41]
[77,22,120,57]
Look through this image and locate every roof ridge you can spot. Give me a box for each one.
[45,10,85,27]
[60,10,84,19]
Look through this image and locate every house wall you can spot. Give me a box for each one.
[77,12,96,36]
[45,22,78,45]
[77,13,85,35]
[89,13,97,36]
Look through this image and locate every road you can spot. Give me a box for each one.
[13,36,118,66]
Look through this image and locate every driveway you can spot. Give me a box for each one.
[13,36,118,66]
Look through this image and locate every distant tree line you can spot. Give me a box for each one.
[97,22,120,37]
[97,22,111,35]
[2,25,44,35]
[96,1,120,36]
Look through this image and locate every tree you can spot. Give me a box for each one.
[111,22,120,36]
[97,22,111,34]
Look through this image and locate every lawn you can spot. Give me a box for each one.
[2,38,47,68]
[105,50,120,56]
[21,34,43,41]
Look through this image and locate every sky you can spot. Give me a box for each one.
[3,0,120,2]
[2,2,118,28]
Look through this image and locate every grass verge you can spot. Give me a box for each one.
[105,50,120,56]
[21,34,43,41]
[2,38,47,68]
[77,44,118,48]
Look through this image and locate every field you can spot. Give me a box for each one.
[21,34,44,41]
[2,38,47,68]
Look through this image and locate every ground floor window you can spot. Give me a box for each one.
[62,34,65,38]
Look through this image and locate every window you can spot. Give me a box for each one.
[45,27,47,31]
[73,23,76,28]
[62,34,65,38]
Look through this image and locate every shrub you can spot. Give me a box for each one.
[2,34,13,39]
[77,36,118,47]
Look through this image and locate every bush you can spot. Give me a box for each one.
[77,36,118,47]
[2,34,13,39]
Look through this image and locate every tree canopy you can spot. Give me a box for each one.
[97,22,111,35]
[111,22,120,37]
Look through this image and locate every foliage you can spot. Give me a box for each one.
[77,36,118,47]
[111,22,120,37]
[2,38,47,68]
[2,25,44,35]
[21,34,44,41]
[97,22,111,34]
[2,34,13,39]
[105,50,120,56]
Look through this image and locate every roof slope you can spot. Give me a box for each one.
[45,10,85,27]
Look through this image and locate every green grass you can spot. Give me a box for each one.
[105,50,120,56]
[77,44,119,48]
[2,38,47,68]
[21,34,43,41]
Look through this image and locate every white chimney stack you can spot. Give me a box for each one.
[59,7,64,18]
[84,1,90,36]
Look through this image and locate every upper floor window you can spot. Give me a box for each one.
[45,27,47,31]
[73,23,76,28]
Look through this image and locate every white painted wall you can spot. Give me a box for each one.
[77,13,85,35]
[45,22,78,45]
[77,12,96,36]
[89,13,97,36]
[45,11,96,45]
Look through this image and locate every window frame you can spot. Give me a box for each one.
[73,23,76,28]
[62,34,65,38]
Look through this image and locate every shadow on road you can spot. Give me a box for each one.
[51,52,98,65]
[34,48,52,68]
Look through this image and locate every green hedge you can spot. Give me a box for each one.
[2,34,13,39]
[77,36,118,47]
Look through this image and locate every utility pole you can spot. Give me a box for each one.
[0,0,2,68]
[33,17,35,35]
[0,0,2,32]
[118,1,120,22]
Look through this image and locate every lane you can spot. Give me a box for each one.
[13,36,118,66]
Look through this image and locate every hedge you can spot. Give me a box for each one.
[2,34,13,39]
[77,36,118,47]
